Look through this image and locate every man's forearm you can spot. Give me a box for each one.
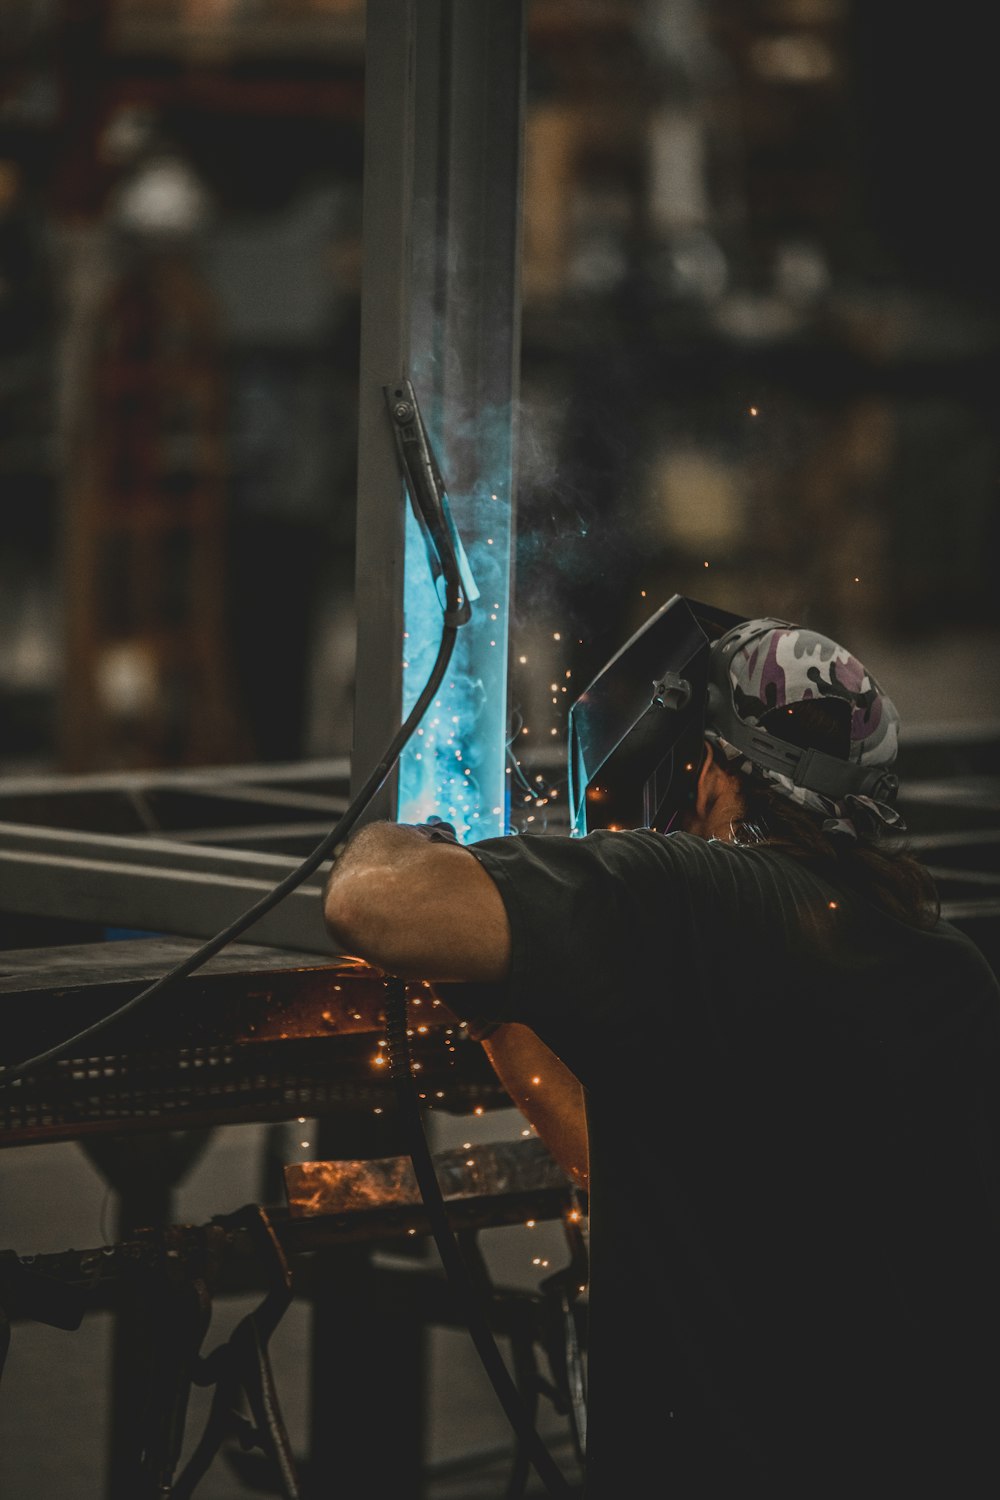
[481,1024,589,1189]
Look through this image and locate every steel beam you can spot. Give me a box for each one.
[351,0,525,839]
[0,822,334,953]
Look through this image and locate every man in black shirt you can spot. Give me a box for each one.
[324,617,1000,1497]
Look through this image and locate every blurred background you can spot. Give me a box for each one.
[1,0,998,785]
[1,2,998,1496]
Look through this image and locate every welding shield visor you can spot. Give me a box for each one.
[567,595,746,835]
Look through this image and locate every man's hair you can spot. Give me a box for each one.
[728,699,940,930]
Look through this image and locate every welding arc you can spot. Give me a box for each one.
[0,624,462,1088]
[384,978,574,1498]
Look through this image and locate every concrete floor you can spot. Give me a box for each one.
[0,1109,583,1499]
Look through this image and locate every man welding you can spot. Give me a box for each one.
[324,609,1000,1498]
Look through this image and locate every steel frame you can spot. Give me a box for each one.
[0,759,350,953]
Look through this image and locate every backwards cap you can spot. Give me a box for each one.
[705,618,903,839]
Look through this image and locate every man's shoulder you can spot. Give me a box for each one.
[471,826,799,886]
[644,827,812,886]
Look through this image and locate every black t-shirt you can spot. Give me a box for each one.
[468,828,1000,1498]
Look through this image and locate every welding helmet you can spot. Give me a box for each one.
[568,600,903,839]
[705,618,902,838]
[567,595,744,834]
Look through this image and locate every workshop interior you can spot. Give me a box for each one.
[1,2,999,1497]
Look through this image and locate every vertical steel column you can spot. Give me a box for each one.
[351,0,525,840]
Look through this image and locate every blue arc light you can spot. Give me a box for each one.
[398,467,512,844]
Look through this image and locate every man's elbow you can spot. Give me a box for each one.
[323,878,377,962]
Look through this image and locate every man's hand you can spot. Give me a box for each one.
[323,821,511,982]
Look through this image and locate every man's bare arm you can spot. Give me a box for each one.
[481,1024,589,1189]
[323,821,511,981]
[325,825,586,1183]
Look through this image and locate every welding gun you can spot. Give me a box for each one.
[385,379,479,624]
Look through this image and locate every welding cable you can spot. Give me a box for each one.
[0,618,463,1088]
[384,978,574,1498]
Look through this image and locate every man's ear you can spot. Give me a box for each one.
[693,739,716,813]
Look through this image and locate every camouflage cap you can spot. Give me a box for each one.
[705,618,904,839]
